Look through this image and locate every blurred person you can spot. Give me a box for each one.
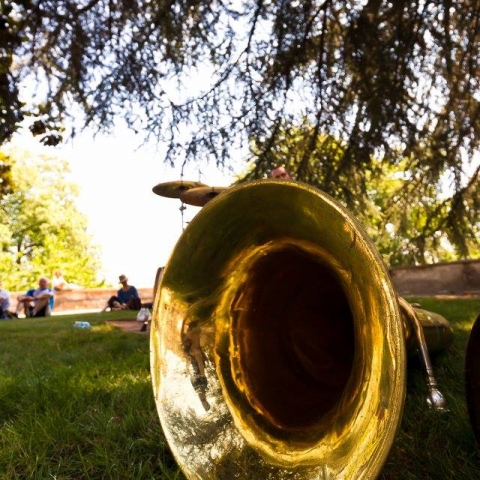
[0,280,13,319]
[16,277,55,318]
[52,269,82,291]
[101,274,141,312]
[269,166,292,180]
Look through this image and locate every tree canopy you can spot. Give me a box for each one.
[239,127,480,265]
[1,0,479,263]
[0,144,104,291]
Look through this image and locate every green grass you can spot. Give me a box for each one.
[0,299,479,479]
[0,311,183,480]
[380,297,480,479]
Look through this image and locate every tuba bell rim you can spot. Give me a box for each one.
[151,179,407,479]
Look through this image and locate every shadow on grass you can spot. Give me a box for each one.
[0,312,185,479]
[1,298,480,479]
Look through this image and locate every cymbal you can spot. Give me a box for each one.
[152,180,208,198]
[180,186,229,207]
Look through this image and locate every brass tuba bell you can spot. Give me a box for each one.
[150,180,452,479]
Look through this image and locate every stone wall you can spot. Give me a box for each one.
[390,259,480,296]
[11,287,154,313]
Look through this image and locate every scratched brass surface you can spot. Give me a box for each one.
[150,180,406,479]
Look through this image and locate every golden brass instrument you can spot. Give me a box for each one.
[152,180,207,198]
[150,180,453,479]
[180,186,229,207]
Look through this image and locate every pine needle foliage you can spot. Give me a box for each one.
[1,1,479,261]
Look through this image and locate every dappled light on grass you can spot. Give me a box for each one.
[0,299,480,479]
[92,323,119,333]
[0,310,182,480]
[380,297,480,479]
[452,321,478,334]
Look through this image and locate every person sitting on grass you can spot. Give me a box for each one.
[0,280,14,319]
[52,269,83,291]
[101,274,141,312]
[16,277,55,318]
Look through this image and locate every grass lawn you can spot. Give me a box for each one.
[0,311,182,480]
[1,298,479,479]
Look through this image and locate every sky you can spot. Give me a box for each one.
[16,122,479,291]
[14,52,243,289]
[56,126,242,288]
